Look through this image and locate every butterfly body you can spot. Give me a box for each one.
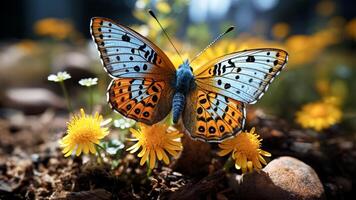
[91,17,288,143]
[172,60,195,123]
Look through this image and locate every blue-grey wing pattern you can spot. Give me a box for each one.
[194,49,288,104]
[90,17,176,80]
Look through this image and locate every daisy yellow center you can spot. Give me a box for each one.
[141,125,167,149]
[69,119,102,143]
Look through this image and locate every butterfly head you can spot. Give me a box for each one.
[175,59,195,94]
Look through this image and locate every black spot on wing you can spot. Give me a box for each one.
[122,34,130,42]
[246,56,255,62]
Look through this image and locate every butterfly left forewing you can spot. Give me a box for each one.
[91,17,176,124]
[183,87,246,142]
[194,48,288,104]
[90,17,176,80]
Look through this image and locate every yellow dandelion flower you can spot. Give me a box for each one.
[59,108,109,157]
[218,127,271,173]
[295,99,342,131]
[127,123,183,169]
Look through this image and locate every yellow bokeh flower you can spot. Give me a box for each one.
[156,1,171,14]
[295,99,342,131]
[316,0,335,17]
[346,18,356,40]
[34,18,74,40]
[193,39,238,69]
[59,109,109,157]
[127,123,183,169]
[218,127,271,173]
[272,22,290,40]
[285,28,339,66]
[166,51,190,69]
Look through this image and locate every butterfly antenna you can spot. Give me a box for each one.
[148,9,184,63]
[190,26,235,64]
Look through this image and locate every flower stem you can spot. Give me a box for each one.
[59,81,72,113]
[89,87,94,113]
[95,145,104,164]
[146,160,152,177]
[95,144,113,162]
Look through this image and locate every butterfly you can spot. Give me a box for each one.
[90,17,288,143]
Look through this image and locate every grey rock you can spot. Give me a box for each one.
[3,88,65,114]
[230,156,325,200]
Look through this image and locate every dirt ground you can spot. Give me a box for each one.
[0,110,355,199]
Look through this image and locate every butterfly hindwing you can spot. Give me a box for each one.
[108,78,174,125]
[91,17,176,80]
[194,48,288,104]
[183,88,246,142]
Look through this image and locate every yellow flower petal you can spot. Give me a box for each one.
[138,147,146,157]
[234,163,241,170]
[126,123,183,169]
[253,158,262,169]
[260,150,271,157]
[156,147,163,160]
[62,143,74,154]
[130,128,141,138]
[240,154,247,169]
[247,161,253,172]
[64,148,73,157]
[162,150,170,165]
[83,144,89,154]
[217,149,232,157]
[166,148,179,157]
[89,143,96,154]
[149,149,156,169]
[127,142,140,153]
[258,154,267,165]
[140,150,149,166]
[164,143,183,151]
[76,144,83,156]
